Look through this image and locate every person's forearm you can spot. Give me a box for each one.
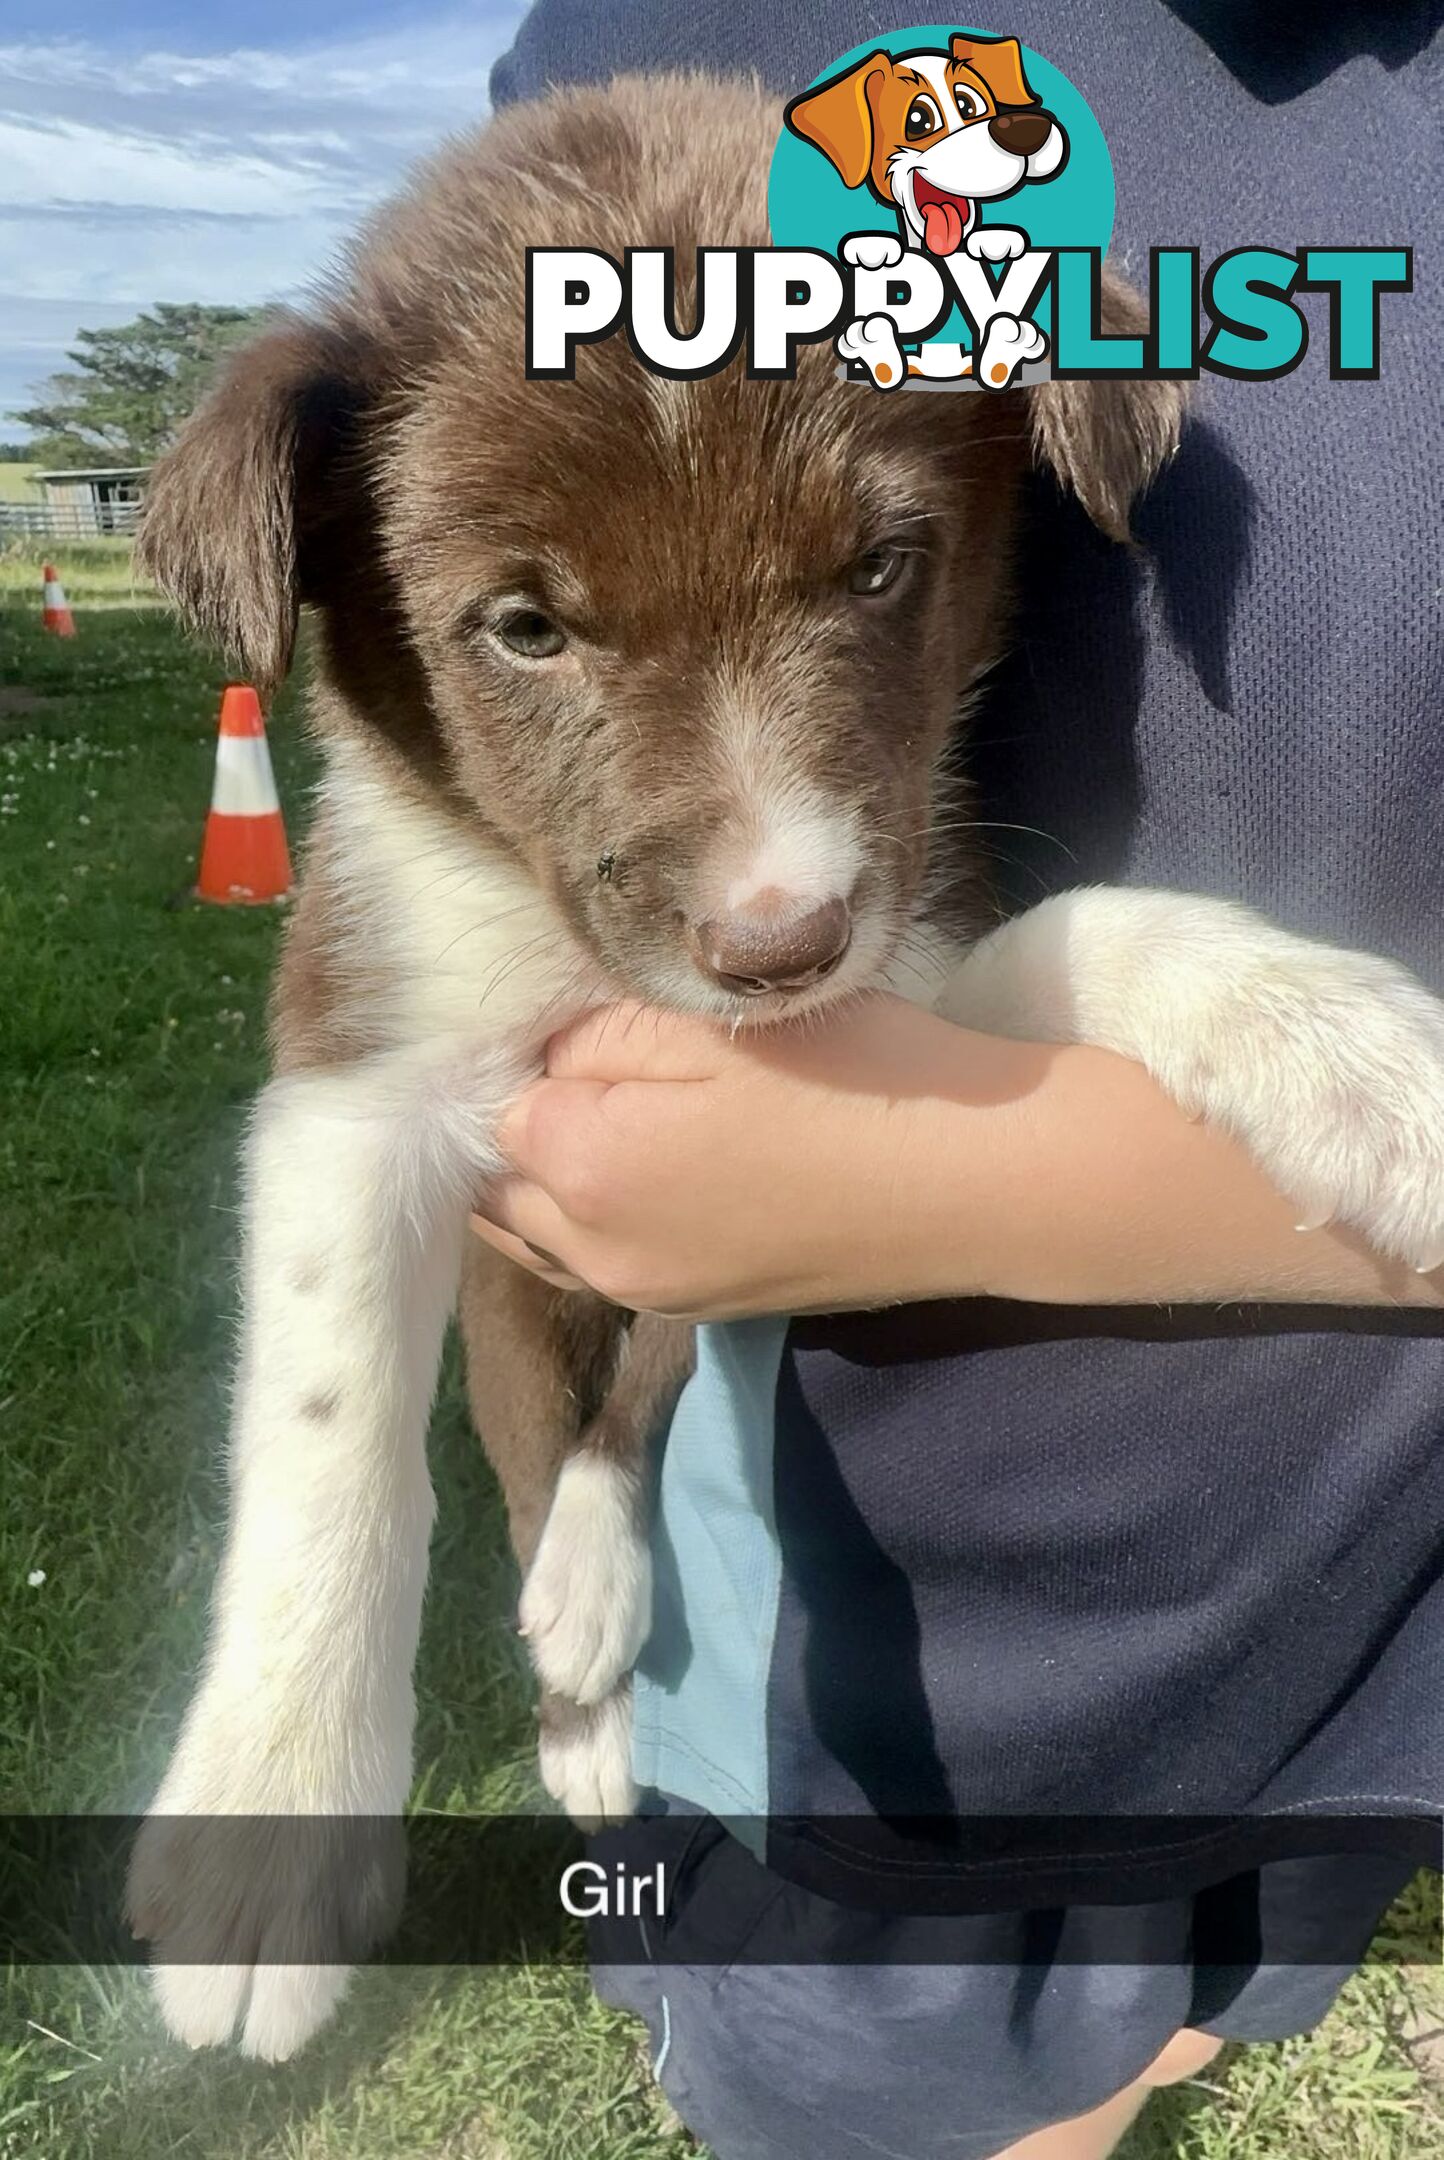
[902,1031,1444,1310]
[475,1001,1444,1322]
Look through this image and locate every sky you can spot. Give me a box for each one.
[0,1,527,437]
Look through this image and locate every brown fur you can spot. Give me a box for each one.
[457,1243,690,1568]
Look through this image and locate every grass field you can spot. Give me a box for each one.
[2,541,1441,2157]
[0,538,142,602]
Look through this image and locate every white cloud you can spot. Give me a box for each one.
[0,114,350,221]
[0,7,525,420]
[0,23,507,109]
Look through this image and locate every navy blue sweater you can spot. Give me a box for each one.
[494,3,1444,1902]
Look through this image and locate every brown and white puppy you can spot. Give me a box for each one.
[126,72,1444,2063]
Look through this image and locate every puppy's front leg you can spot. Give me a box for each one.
[521,1311,692,1711]
[129,1047,508,2060]
[458,1244,692,1825]
[522,1310,693,1824]
[934,888,1444,1270]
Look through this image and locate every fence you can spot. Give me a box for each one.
[0,500,141,540]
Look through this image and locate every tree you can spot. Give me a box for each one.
[15,303,266,467]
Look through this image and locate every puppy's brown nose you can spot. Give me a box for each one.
[989,109,1053,157]
[690,894,852,997]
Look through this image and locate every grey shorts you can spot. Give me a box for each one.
[594,1819,1412,2160]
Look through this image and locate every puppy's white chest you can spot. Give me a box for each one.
[323,748,597,1046]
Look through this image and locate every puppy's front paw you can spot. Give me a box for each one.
[129,1705,407,2059]
[538,1685,638,1828]
[1238,958,1444,1273]
[130,1808,405,2059]
[520,1453,651,1706]
[147,1953,355,2064]
[1088,898,1444,1273]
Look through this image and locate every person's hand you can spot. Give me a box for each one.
[472,996,1444,1319]
[471,996,1007,1319]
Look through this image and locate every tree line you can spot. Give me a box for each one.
[12,303,265,467]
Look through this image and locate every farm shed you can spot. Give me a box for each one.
[32,466,150,535]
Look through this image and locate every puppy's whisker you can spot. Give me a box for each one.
[432,899,548,968]
[474,932,558,1017]
[965,820,1078,859]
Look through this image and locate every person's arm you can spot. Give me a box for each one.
[470,998,1444,1320]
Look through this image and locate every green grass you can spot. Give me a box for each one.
[1,552,1440,2157]
[0,537,147,606]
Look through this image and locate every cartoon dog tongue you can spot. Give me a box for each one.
[921,196,966,256]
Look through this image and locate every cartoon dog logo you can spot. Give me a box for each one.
[785,31,1068,388]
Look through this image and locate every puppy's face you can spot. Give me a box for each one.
[138,73,1179,1025]
[381,345,1018,1018]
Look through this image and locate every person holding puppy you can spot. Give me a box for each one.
[475,4,1444,2157]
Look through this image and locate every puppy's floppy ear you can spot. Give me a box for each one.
[951,33,1038,109]
[784,53,892,190]
[1028,267,1189,541]
[136,310,374,697]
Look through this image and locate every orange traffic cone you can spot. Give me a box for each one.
[41,562,76,636]
[195,685,292,904]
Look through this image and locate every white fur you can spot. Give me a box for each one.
[318,744,599,1044]
[537,1684,638,1828]
[717,784,863,919]
[140,744,614,2058]
[150,1959,353,2065]
[935,887,1444,1272]
[520,1453,653,1705]
[235,1964,354,2065]
[143,1036,525,2058]
[150,1961,254,2054]
[639,757,883,1019]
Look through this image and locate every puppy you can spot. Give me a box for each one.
[789,31,1064,387]
[127,72,1444,2062]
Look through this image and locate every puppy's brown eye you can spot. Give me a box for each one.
[847,543,908,597]
[905,94,943,140]
[496,607,566,658]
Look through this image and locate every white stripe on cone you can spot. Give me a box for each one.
[211,730,283,818]
[44,578,67,609]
